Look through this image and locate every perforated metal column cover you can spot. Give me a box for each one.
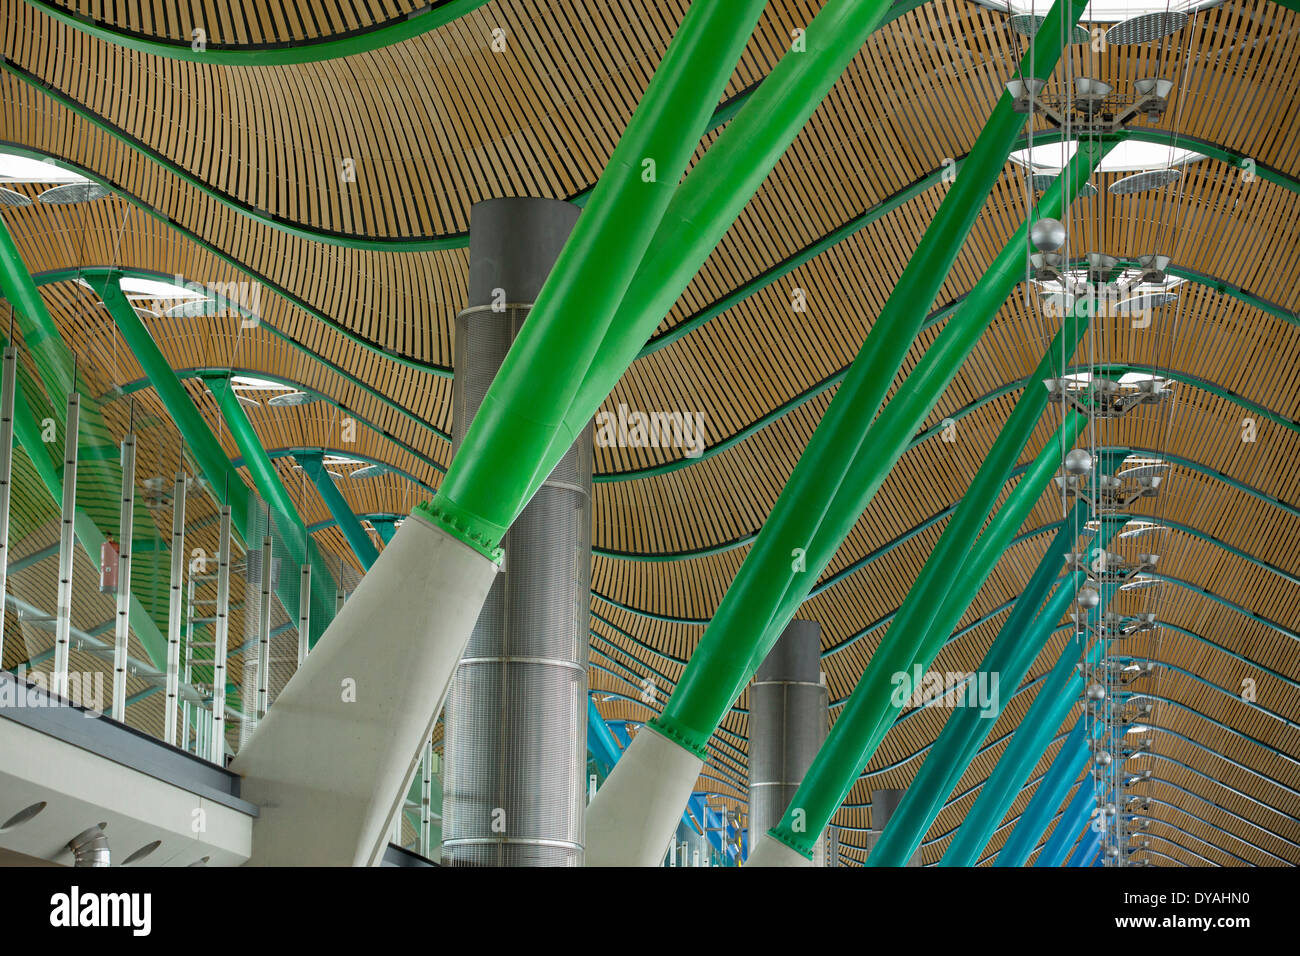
[442,198,591,867]
[747,619,828,865]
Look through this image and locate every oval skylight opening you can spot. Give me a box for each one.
[230,375,290,391]
[1010,139,1204,174]
[0,153,91,184]
[992,0,1214,23]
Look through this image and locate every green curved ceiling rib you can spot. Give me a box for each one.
[65,267,1293,495]
[7,128,1293,392]
[603,356,1300,485]
[33,268,453,440]
[100,363,448,476]
[20,0,492,65]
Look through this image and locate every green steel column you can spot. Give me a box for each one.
[765,410,1087,858]
[97,278,335,646]
[297,450,379,570]
[0,222,169,666]
[419,0,771,554]
[866,503,1122,866]
[208,375,337,646]
[941,576,1121,866]
[546,0,901,496]
[656,132,1107,764]
[95,277,250,534]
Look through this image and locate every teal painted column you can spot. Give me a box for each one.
[297,450,379,570]
[1035,751,1101,867]
[941,572,1122,866]
[371,518,397,546]
[996,714,1094,866]
[866,497,1122,865]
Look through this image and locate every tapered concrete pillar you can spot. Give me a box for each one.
[746,620,828,864]
[867,788,922,866]
[441,198,592,867]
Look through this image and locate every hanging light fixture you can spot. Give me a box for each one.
[0,186,31,207]
[37,182,111,204]
[1108,168,1182,195]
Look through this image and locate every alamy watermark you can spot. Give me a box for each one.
[1,666,105,717]
[890,664,1000,718]
[594,404,707,459]
[170,274,262,327]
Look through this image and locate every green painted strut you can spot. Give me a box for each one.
[543,0,901,500]
[652,79,1104,762]
[768,409,1088,858]
[97,273,338,646]
[297,450,380,570]
[208,375,337,646]
[416,0,770,557]
[867,506,1122,865]
[941,579,1120,866]
[21,0,491,65]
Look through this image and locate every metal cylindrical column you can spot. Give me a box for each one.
[867,789,921,866]
[747,620,828,864]
[441,198,590,867]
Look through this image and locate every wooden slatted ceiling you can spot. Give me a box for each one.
[40,0,427,46]
[1,2,1296,373]
[2,0,1297,864]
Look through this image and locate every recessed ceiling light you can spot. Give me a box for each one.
[266,390,319,407]
[996,1,1211,23]
[1107,10,1189,44]
[117,276,206,300]
[1007,14,1091,43]
[230,375,290,391]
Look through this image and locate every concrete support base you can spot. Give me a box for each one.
[745,832,816,867]
[230,514,498,865]
[585,727,703,866]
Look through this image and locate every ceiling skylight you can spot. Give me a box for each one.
[0,153,89,184]
[989,0,1213,23]
[1010,139,1204,174]
[230,375,291,391]
[78,276,208,301]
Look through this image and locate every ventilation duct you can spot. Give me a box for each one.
[68,825,110,867]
